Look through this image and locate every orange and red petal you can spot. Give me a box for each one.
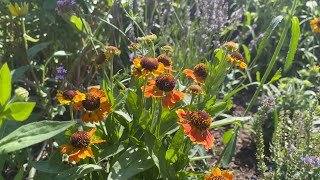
[162,94,175,109]
[183,69,195,79]
[100,97,112,113]
[176,109,188,122]
[182,123,214,150]
[73,101,83,111]
[88,88,105,98]
[171,90,185,102]
[60,144,74,154]
[221,170,233,180]
[88,127,97,137]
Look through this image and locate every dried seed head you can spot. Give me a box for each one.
[70,131,90,149]
[140,57,159,71]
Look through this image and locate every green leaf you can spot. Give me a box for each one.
[256,15,284,60]
[98,142,126,163]
[31,152,69,174]
[0,121,73,154]
[0,63,11,106]
[53,50,72,57]
[165,149,178,165]
[222,129,233,145]
[4,102,35,121]
[204,102,228,116]
[69,15,90,33]
[108,147,154,179]
[27,42,52,59]
[268,69,282,84]
[23,34,39,42]
[11,66,29,83]
[222,131,237,167]
[211,116,251,128]
[242,44,251,63]
[284,16,300,72]
[159,109,179,137]
[56,164,102,179]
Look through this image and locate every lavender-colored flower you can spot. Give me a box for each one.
[316,160,320,166]
[56,66,67,80]
[55,0,76,15]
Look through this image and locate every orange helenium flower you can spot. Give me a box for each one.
[60,128,105,163]
[144,73,185,109]
[176,109,214,150]
[204,168,233,180]
[183,63,208,84]
[132,57,164,79]
[56,90,85,105]
[73,88,112,123]
[310,18,320,33]
[157,54,176,72]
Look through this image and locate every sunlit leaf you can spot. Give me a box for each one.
[23,34,39,42]
[0,121,73,154]
[284,16,300,72]
[0,63,11,106]
[211,116,251,128]
[56,164,102,179]
[4,102,35,121]
[222,129,233,145]
[268,69,282,84]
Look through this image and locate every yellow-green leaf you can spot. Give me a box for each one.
[23,34,39,42]
[0,63,11,105]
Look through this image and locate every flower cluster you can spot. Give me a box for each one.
[310,18,320,33]
[55,0,76,15]
[56,66,68,80]
[301,156,320,166]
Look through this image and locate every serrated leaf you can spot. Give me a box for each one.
[56,164,102,179]
[0,63,11,106]
[23,34,39,42]
[284,17,300,72]
[0,121,73,154]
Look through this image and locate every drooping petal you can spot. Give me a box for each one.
[88,127,97,137]
[221,170,233,180]
[73,101,83,111]
[60,144,73,154]
[187,128,214,150]
[176,109,188,122]
[82,112,91,123]
[171,90,185,102]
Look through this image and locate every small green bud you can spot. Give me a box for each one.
[14,87,29,101]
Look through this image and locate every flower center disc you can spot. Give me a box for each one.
[63,90,77,100]
[82,94,100,111]
[156,73,176,92]
[70,131,90,149]
[190,111,211,131]
[230,52,244,61]
[140,57,159,71]
[157,54,172,66]
[194,63,208,79]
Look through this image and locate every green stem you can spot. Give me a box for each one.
[109,55,114,97]
[142,76,148,108]
[244,0,297,116]
[156,99,162,137]
[189,94,195,110]
[21,18,40,89]
[69,103,75,126]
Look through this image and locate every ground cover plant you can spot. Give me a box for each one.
[0,0,319,179]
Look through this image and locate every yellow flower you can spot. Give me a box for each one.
[60,128,105,163]
[310,18,320,33]
[56,90,86,105]
[204,168,233,180]
[227,52,247,69]
[7,2,29,17]
[132,57,164,79]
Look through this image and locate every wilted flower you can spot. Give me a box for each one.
[7,2,29,17]
[73,88,112,123]
[161,45,174,53]
[187,85,203,95]
[183,63,208,84]
[55,0,76,15]
[60,128,105,163]
[176,109,214,149]
[204,168,233,180]
[105,46,121,60]
[227,52,247,69]
[144,73,185,109]
[132,57,164,79]
[310,18,320,33]
[56,90,85,105]
[223,41,239,52]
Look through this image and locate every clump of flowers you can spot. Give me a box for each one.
[144,73,185,109]
[105,46,121,60]
[7,2,29,17]
[73,87,112,123]
[310,18,320,33]
[227,52,247,69]
[183,63,208,84]
[161,45,174,54]
[176,109,214,150]
[301,156,320,166]
[55,0,76,15]
[56,90,85,105]
[60,128,105,163]
[204,168,233,180]
[137,34,157,45]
